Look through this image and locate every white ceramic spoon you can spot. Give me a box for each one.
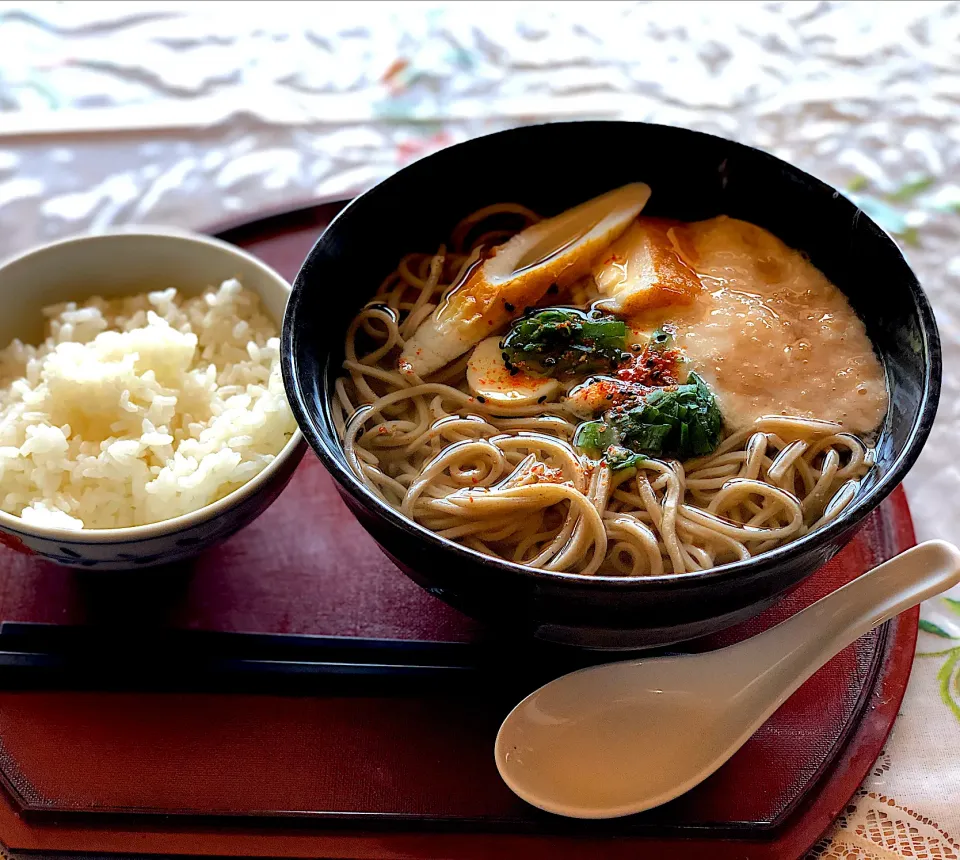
[495,539,960,819]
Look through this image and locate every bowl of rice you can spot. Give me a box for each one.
[0,228,305,569]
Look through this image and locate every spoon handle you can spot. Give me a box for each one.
[729,540,960,712]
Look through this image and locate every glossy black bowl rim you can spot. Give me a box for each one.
[282,120,942,592]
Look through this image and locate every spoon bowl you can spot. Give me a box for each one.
[496,540,960,819]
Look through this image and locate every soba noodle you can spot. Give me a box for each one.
[334,205,878,576]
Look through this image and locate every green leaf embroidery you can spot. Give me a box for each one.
[886,176,935,203]
[917,644,960,724]
[942,597,960,615]
[918,646,960,658]
[897,226,920,247]
[919,619,955,638]
[937,648,960,723]
[847,175,869,193]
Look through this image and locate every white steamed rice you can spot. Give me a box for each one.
[0,279,296,530]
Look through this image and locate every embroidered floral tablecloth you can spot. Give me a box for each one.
[1,2,959,856]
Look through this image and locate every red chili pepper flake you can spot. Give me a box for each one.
[616,346,682,387]
[529,462,565,483]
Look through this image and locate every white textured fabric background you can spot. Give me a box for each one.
[1,2,959,856]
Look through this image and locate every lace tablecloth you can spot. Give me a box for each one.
[1,2,959,856]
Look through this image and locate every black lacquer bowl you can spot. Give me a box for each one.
[282,122,940,650]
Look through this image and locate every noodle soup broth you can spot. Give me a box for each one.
[333,188,889,578]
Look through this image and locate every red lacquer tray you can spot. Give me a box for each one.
[0,201,919,860]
